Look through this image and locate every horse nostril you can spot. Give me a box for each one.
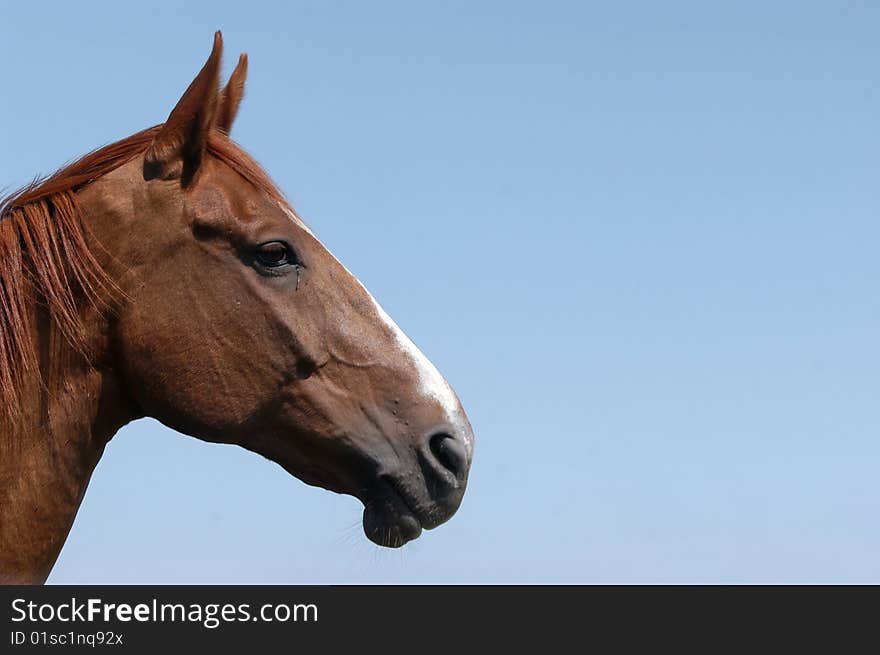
[428,432,468,480]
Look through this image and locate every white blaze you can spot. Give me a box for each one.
[279,201,472,456]
[281,205,315,237]
[360,286,473,456]
[362,285,459,415]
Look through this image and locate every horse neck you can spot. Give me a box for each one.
[0,187,138,584]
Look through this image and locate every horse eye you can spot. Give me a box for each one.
[256,241,294,267]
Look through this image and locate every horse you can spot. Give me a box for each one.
[0,32,474,584]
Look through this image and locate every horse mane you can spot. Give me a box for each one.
[0,125,288,426]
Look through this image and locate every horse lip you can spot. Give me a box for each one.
[380,476,423,519]
[378,474,455,531]
[362,478,424,548]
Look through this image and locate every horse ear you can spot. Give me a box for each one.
[216,53,248,135]
[144,31,223,185]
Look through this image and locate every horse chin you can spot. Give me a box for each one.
[362,487,424,548]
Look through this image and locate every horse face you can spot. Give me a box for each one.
[114,35,473,547]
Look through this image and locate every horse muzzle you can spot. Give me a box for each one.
[361,426,473,548]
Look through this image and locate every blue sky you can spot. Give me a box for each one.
[2,1,879,582]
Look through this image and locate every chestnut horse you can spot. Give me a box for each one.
[0,33,474,584]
